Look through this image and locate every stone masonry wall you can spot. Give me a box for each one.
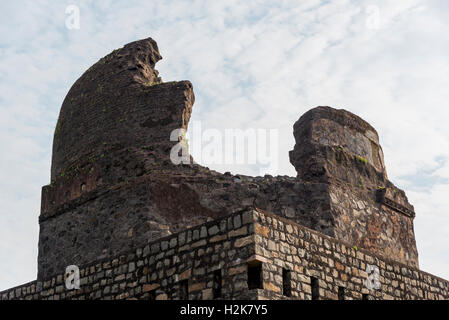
[252,209,447,300]
[2,209,447,300]
[2,210,256,300]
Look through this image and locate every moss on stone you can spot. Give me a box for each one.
[356,155,367,165]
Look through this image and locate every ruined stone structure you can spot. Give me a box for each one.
[289,107,418,267]
[1,37,447,300]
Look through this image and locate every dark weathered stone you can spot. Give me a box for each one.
[289,106,418,267]
[289,106,387,180]
[0,34,404,297]
[36,38,421,281]
[38,38,195,279]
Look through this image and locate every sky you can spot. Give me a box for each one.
[0,0,448,290]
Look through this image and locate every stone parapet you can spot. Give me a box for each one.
[3,209,447,300]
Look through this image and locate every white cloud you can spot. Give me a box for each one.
[1,0,448,289]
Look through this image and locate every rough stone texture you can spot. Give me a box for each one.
[289,107,418,268]
[35,38,422,281]
[250,209,448,300]
[39,38,196,279]
[1,209,447,300]
[51,37,165,180]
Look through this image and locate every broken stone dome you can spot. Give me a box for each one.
[51,37,193,181]
[38,37,418,280]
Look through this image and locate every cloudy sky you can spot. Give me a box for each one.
[1,0,448,290]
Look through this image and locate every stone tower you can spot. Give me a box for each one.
[289,107,418,267]
[37,37,418,281]
[39,38,196,279]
